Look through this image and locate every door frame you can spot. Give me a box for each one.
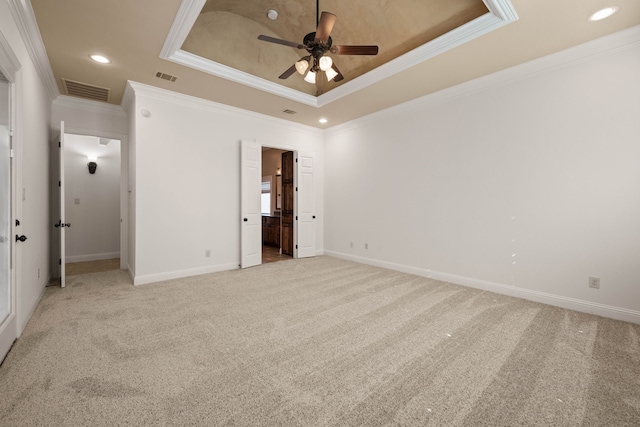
[240,139,317,267]
[60,127,129,271]
[0,32,20,362]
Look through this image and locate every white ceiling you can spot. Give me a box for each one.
[27,0,640,128]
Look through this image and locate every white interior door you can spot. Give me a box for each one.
[0,74,15,361]
[240,140,262,268]
[296,151,316,258]
[56,122,66,287]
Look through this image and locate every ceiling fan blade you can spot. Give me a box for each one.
[278,64,297,79]
[315,12,336,42]
[332,45,379,55]
[258,35,305,49]
[331,64,344,82]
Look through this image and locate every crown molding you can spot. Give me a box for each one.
[125,81,323,136]
[54,95,126,116]
[160,0,518,108]
[159,0,207,59]
[169,50,319,107]
[325,24,640,136]
[0,28,21,81]
[7,0,59,101]
[316,8,518,107]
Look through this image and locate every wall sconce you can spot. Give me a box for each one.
[87,156,98,174]
[276,167,281,176]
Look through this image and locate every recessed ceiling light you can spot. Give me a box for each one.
[588,6,619,22]
[267,9,278,20]
[319,118,328,124]
[89,54,111,64]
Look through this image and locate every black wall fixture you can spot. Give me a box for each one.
[88,161,97,174]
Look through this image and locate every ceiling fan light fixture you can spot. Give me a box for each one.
[295,58,310,75]
[319,55,333,71]
[325,67,338,82]
[304,70,317,84]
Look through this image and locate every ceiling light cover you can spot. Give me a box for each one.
[319,118,328,124]
[325,67,338,81]
[319,56,333,71]
[295,58,310,75]
[589,6,619,21]
[89,54,110,64]
[304,70,317,84]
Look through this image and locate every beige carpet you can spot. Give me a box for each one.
[1,256,638,426]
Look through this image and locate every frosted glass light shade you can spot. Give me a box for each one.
[319,56,333,71]
[325,67,338,81]
[304,70,317,84]
[295,59,309,75]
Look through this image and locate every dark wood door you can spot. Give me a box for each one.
[281,151,294,256]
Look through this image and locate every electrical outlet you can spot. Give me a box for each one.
[205,250,211,258]
[589,276,600,289]
[365,243,368,250]
[37,268,40,279]
[350,242,353,248]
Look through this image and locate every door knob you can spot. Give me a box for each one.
[16,235,27,242]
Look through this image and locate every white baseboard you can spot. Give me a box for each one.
[134,263,239,286]
[17,275,49,337]
[324,250,640,325]
[66,252,120,263]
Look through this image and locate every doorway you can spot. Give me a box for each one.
[52,129,126,284]
[240,140,317,268]
[261,147,293,264]
[64,134,121,275]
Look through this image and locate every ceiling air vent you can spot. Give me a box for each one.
[155,71,178,82]
[283,109,297,115]
[62,78,110,102]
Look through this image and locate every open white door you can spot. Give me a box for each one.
[240,140,262,268]
[55,122,66,287]
[296,151,316,258]
[0,73,16,362]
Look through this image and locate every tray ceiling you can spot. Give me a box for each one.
[26,0,640,128]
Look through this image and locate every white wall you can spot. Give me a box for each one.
[324,27,640,322]
[64,134,121,262]
[0,1,53,334]
[125,82,324,285]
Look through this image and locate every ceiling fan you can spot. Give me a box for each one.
[257,1,379,85]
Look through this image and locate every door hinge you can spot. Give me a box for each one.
[58,259,61,265]
[296,245,298,249]
[295,158,298,163]
[58,181,61,187]
[58,141,61,148]
[10,149,14,158]
[295,216,298,220]
[295,187,298,191]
